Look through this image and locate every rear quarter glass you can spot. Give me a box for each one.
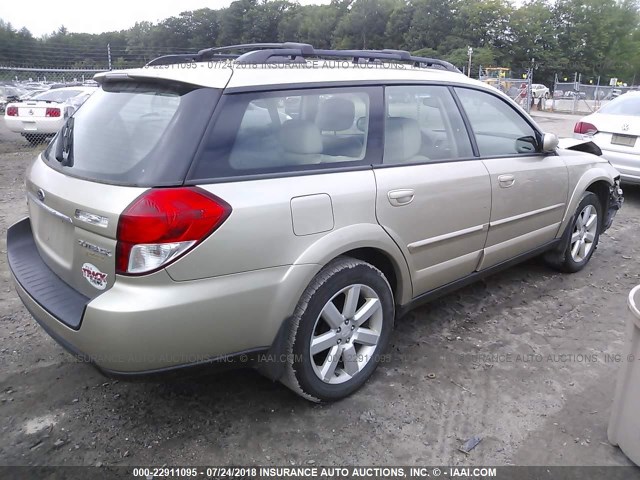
[43,81,222,187]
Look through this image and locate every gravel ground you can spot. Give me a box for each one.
[1,116,639,469]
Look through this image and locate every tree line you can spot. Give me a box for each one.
[0,0,639,86]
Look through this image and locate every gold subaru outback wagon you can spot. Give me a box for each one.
[7,43,623,401]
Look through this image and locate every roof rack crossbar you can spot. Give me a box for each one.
[146,43,460,73]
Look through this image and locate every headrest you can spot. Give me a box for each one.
[316,97,356,131]
[384,117,422,163]
[279,120,323,154]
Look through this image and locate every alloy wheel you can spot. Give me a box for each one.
[310,284,383,384]
[570,204,598,262]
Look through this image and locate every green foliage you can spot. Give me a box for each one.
[1,0,640,85]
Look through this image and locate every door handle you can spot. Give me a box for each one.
[498,174,515,188]
[388,189,415,206]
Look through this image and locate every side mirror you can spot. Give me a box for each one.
[515,135,538,154]
[542,132,559,153]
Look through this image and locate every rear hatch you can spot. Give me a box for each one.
[28,76,225,297]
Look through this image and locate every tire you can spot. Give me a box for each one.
[544,92,550,99]
[553,192,602,273]
[281,257,394,402]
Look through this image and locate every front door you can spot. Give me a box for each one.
[454,87,568,270]
[374,85,491,296]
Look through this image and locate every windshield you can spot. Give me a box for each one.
[33,89,86,102]
[599,95,640,116]
[44,81,221,187]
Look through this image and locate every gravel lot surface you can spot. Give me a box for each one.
[1,114,639,469]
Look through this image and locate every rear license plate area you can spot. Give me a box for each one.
[611,134,637,147]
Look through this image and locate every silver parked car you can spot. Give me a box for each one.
[574,91,640,184]
[7,43,623,402]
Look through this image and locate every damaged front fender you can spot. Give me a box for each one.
[558,138,603,156]
[603,177,624,233]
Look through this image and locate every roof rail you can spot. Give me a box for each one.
[146,43,460,73]
[236,45,459,72]
[146,43,314,67]
[147,53,239,66]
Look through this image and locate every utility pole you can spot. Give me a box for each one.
[467,46,473,78]
[107,43,112,71]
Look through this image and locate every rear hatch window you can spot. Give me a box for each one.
[43,80,221,187]
[33,89,85,103]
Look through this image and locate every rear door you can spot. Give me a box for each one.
[27,79,224,297]
[454,87,568,270]
[374,85,491,296]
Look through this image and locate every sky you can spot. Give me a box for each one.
[1,0,331,37]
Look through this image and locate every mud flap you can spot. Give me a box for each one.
[256,316,295,382]
[543,212,576,267]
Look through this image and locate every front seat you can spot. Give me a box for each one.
[316,97,363,157]
[383,117,429,164]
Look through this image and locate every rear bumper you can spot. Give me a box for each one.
[600,149,640,184]
[8,217,317,375]
[4,116,62,134]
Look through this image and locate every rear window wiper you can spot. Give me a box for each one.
[55,117,74,167]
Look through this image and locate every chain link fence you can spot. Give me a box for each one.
[478,68,539,113]
[550,78,639,114]
[0,67,105,149]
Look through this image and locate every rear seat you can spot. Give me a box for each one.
[383,117,429,164]
[279,120,359,165]
[316,97,364,157]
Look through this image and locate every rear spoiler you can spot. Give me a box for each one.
[557,138,602,156]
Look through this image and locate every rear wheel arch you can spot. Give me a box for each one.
[339,247,402,305]
[291,224,413,305]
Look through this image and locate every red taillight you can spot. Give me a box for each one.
[45,107,60,117]
[116,187,231,275]
[574,121,598,135]
[6,106,17,116]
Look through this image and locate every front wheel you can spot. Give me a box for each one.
[281,257,394,402]
[554,192,602,273]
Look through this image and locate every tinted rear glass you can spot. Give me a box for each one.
[33,89,85,102]
[44,81,221,187]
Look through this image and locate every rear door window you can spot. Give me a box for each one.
[44,81,221,187]
[384,85,474,164]
[188,86,382,181]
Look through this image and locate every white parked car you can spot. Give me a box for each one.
[4,87,96,144]
[574,91,640,184]
[0,85,26,113]
[531,83,550,99]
